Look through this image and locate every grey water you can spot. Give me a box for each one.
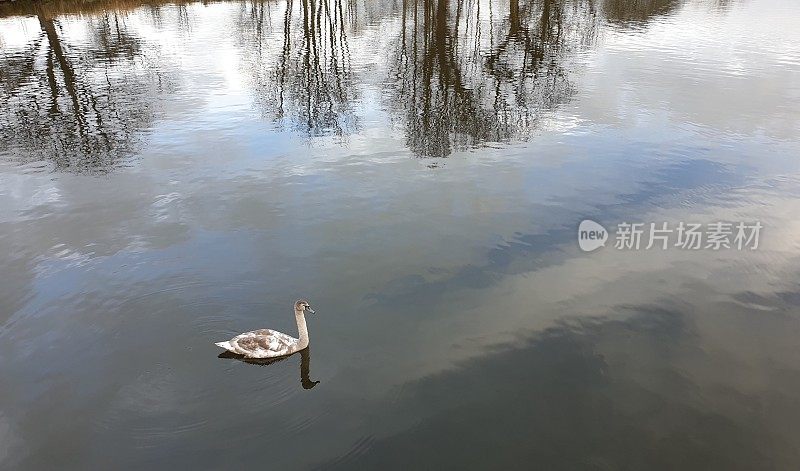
[1,0,800,468]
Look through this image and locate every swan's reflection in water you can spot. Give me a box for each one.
[218,347,320,390]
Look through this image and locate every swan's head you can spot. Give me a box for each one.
[295,299,315,315]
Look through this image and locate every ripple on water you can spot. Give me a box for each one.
[96,363,210,448]
[327,435,378,469]
[283,406,331,436]
[96,351,311,447]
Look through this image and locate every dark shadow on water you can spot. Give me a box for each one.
[325,302,800,470]
[218,346,320,389]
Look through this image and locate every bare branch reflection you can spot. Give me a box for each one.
[0,6,174,172]
[0,0,684,169]
[240,0,358,137]
[389,0,599,157]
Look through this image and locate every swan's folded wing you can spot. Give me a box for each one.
[231,329,298,357]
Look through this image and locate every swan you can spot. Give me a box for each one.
[215,300,315,358]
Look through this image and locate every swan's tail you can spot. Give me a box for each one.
[215,341,233,351]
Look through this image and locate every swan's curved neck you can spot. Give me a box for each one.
[295,310,309,350]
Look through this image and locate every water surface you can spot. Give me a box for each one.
[1,0,800,468]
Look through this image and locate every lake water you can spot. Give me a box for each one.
[1,0,800,468]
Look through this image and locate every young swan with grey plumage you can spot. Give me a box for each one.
[215,300,315,358]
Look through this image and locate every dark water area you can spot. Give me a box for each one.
[1,0,800,468]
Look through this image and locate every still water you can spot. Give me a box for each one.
[1,0,800,468]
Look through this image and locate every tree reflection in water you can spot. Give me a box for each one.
[0,0,684,168]
[237,0,602,156]
[0,5,174,172]
[602,0,679,24]
[390,0,598,157]
[239,0,358,137]
[235,0,680,157]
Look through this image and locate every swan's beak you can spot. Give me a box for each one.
[306,307,316,314]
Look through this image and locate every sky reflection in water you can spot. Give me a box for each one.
[1,0,800,469]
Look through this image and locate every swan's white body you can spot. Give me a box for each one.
[215,301,313,359]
